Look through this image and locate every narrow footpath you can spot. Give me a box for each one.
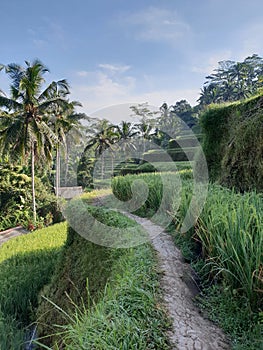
[124,212,230,350]
[0,226,28,246]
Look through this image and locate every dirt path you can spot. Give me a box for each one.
[0,226,28,246]
[123,212,230,350]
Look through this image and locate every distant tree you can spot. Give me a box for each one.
[170,100,198,128]
[116,121,139,163]
[83,120,118,179]
[130,103,158,159]
[198,54,263,106]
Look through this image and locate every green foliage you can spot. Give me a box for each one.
[112,172,192,218]
[0,222,67,347]
[0,312,25,350]
[194,185,263,309]
[159,100,198,131]
[114,161,155,176]
[200,94,263,191]
[112,172,165,216]
[36,208,170,349]
[142,146,198,162]
[197,286,262,350]
[0,161,60,230]
[200,103,233,179]
[221,112,263,191]
[198,54,263,106]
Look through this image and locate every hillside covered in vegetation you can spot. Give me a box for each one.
[201,93,263,192]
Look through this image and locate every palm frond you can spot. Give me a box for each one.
[0,95,22,111]
[5,63,24,89]
[38,97,69,111]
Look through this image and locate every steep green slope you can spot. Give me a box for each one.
[200,94,263,191]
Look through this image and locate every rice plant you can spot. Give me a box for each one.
[195,186,263,309]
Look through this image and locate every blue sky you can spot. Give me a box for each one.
[1,0,263,121]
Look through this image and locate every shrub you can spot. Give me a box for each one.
[0,162,62,231]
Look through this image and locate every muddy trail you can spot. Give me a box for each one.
[123,212,230,350]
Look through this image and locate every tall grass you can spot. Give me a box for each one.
[112,173,262,310]
[195,186,263,309]
[0,311,25,350]
[0,222,67,349]
[111,171,190,219]
[35,207,170,349]
[42,245,170,349]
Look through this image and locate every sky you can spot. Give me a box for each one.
[1,0,263,122]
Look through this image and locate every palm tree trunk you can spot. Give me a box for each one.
[111,151,114,174]
[31,142,36,225]
[65,140,69,186]
[101,152,104,180]
[56,146,61,198]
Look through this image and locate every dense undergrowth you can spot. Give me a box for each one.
[112,172,263,349]
[0,161,62,231]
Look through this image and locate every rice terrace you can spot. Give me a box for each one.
[0,56,262,350]
[0,2,263,349]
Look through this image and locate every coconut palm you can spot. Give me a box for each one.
[84,121,118,179]
[135,120,154,161]
[47,96,87,195]
[115,121,139,163]
[0,59,69,223]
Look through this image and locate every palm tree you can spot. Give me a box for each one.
[135,120,154,161]
[116,121,139,163]
[84,121,118,179]
[47,97,86,196]
[0,59,68,224]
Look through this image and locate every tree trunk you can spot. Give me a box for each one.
[111,151,114,174]
[101,152,104,180]
[31,142,36,225]
[56,146,61,198]
[65,140,69,186]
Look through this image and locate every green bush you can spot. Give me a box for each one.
[0,162,61,231]
[143,147,197,162]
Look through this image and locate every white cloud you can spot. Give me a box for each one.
[122,7,192,44]
[98,64,131,74]
[76,71,89,77]
[71,65,199,124]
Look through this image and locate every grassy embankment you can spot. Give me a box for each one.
[35,199,170,349]
[0,194,170,349]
